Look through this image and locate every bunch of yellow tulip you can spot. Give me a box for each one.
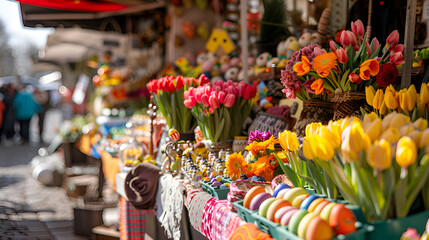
[276,130,331,194]
[366,83,429,120]
[280,112,429,221]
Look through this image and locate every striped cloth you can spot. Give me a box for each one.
[120,197,155,240]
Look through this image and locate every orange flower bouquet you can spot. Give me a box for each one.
[281,19,404,101]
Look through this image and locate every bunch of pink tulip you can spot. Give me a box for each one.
[184,80,257,142]
[329,19,404,91]
[147,75,209,133]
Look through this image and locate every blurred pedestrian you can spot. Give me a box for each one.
[0,83,16,145]
[34,88,50,143]
[0,95,5,139]
[13,85,41,143]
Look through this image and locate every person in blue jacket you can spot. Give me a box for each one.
[13,85,41,143]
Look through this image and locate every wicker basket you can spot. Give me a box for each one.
[232,136,248,153]
[294,99,333,137]
[331,92,370,120]
[209,140,233,156]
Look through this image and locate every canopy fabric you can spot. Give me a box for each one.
[16,0,127,12]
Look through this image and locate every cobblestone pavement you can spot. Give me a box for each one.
[0,109,88,239]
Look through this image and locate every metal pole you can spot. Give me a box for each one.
[240,0,249,82]
[401,0,417,88]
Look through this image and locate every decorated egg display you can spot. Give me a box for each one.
[240,187,358,239]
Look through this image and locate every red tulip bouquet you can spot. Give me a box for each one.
[281,19,404,101]
[184,80,257,142]
[147,75,210,133]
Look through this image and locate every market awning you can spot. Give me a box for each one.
[40,27,129,63]
[17,0,166,31]
[16,0,128,12]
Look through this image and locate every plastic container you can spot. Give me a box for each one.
[201,181,229,200]
[232,200,257,224]
[252,211,367,240]
[364,209,429,239]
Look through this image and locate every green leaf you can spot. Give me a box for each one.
[222,107,232,141]
[353,34,367,63]
[274,154,303,187]
[403,156,429,217]
[214,118,226,142]
[340,69,350,89]
[382,168,395,200]
[395,177,408,218]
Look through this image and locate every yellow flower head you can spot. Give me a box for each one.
[420,128,429,148]
[328,120,342,143]
[365,86,376,106]
[399,91,414,112]
[408,85,418,106]
[420,82,429,105]
[399,124,416,138]
[363,112,379,126]
[319,126,340,149]
[279,130,299,152]
[407,131,422,147]
[396,136,417,167]
[364,118,382,141]
[348,123,366,153]
[306,122,323,138]
[302,137,314,160]
[367,139,392,170]
[384,90,399,110]
[389,113,411,129]
[379,127,399,143]
[309,134,334,161]
[413,118,428,131]
[373,89,384,110]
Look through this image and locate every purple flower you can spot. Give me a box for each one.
[248,130,272,143]
[287,44,320,70]
[260,131,272,141]
[248,130,261,143]
[282,88,297,99]
[280,69,302,99]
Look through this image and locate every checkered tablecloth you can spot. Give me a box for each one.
[120,197,155,240]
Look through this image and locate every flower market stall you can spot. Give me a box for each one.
[107,11,429,239]
[23,0,429,239]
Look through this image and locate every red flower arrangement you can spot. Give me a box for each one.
[376,63,398,88]
[147,75,210,133]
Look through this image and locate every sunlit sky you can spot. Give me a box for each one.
[0,0,53,49]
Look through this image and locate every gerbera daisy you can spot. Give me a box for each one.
[313,52,337,78]
[245,136,279,156]
[250,154,277,182]
[226,152,248,180]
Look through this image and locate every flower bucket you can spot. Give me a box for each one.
[365,210,429,239]
[344,205,429,239]
[294,99,333,137]
[330,92,369,120]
